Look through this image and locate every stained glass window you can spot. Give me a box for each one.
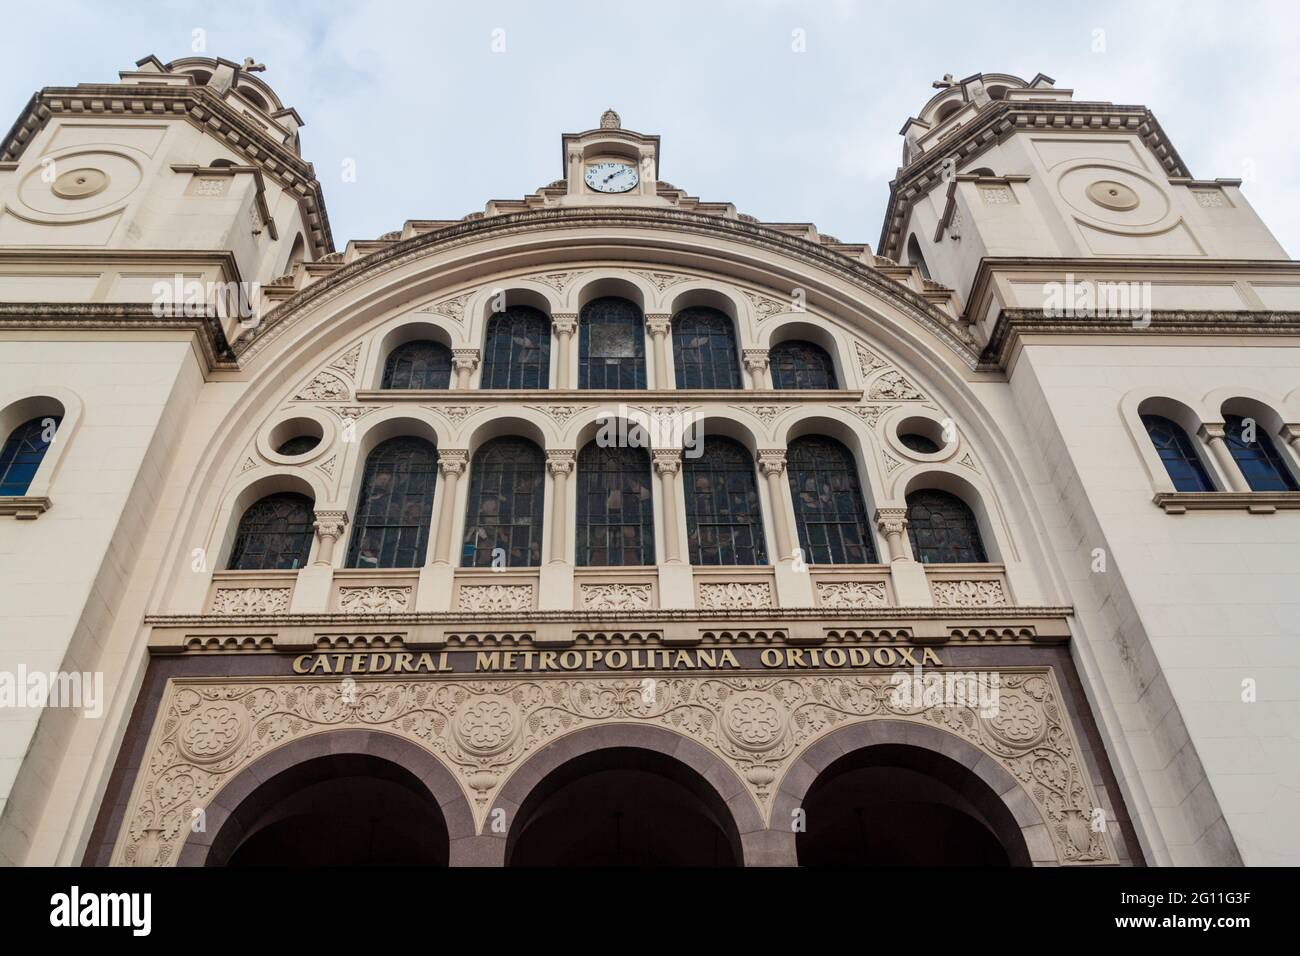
[786,436,876,564]
[683,436,767,565]
[0,415,60,496]
[672,307,741,389]
[579,297,646,389]
[770,340,837,390]
[906,490,987,564]
[481,307,551,389]
[462,438,545,567]
[227,492,314,570]
[382,340,452,389]
[346,437,437,568]
[576,442,654,566]
[1224,414,1299,491]
[1141,415,1214,492]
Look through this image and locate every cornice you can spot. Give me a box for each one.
[235,205,981,367]
[982,308,1300,370]
[0,302,237,369]
[143,604,1076,628]
[354,388,863,402]
[964,255,1300,327]
[0,84,333,256]
[878,101,1192,260]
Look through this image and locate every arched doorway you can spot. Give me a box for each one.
[506,747,742,866]
[208,753,449,866]
[796,743,1030,866]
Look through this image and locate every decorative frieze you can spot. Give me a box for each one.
[210,587,291,615]
[633,270,690,291]
[338,586,411,613]
[868,370,924,401]
[457,583,535,612]
[816,581,889,609]
[114,668,1113,866]
[293,371,349,402]
[931,579,1008,607]
[579,582,654,611]
[743,290,786,321]
[418,291,473,322]
[698,581,774,610]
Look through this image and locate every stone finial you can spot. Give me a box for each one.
[600,108,621,129]
[931,73,957,89]
[242,57,267,73]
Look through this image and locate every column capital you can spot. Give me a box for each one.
[551,312,578,335]
[451,348,480,371]
[438,449,469,475]
[757,449,787,476]
[652,448,682,475]
[743,348,770,372]
[874,507,908,536]
[1198,422,1227,441]
[1281,423,1300,443]
[645,313,672,335]
[312,510,348,538]
[546,449,576,476]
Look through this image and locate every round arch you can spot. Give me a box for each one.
[770,719,1048,866]
[901,467,1006,564]
[485,724,764,866]
[177,729,475,866]
[209,470,324,571]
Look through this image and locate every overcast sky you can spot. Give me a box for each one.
[4,0,1297,256]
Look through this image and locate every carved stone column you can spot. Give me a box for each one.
[1198,423,1248,492]
[645,313,673,389]
[874,507,911,562]
[452,349,480,389]
[757,449,794,561]
[546,450,575,564]
[652,448,684,563]
[432,449,468,564]
[552,313,577,389]
[311,510,348,566]
[743,348,772,390]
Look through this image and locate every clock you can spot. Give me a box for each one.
[585,161,638,194]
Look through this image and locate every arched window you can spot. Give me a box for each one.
[382,340,452,390]
[906,235,932,280]
[770,340,837,390]
[786,436,876,564]
[579,297,646,389]
[683,437,767,566]
[1141,415,1214,492]
[227,492,314,570]
[347,437,437,568]
[462,438,545,568]
[0,415,60,496]
[576,442,654,566]
[481,307,551,389]
[1224,415,1299,491]
[671,307,740,389]
[906,490,987,564]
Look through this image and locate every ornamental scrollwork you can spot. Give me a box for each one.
[114,669,1114,866]
[210,587,290,615]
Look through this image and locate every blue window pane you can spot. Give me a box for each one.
[1142,415,1214,493]
[0,415,61,496]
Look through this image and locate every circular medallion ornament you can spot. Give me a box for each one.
[52,167,109,199]
[453,696,521,757]
[177,703,248,763]
[721,692,786,752]
[1085,179,1139,211]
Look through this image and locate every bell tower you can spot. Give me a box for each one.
[880,72,1290,338]
[0,54,332,342]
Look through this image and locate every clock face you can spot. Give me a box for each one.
[585,161,638,194]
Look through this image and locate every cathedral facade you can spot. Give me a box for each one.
[0,58,1297,866]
